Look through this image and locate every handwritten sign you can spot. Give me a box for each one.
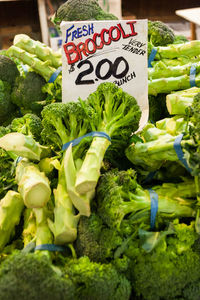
[61,20,148,128]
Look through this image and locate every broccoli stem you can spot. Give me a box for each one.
[48,148,80,244]
[22,208,36,247]
[16,159,51,208]
[0,191,24,251]
[75,137,111,195]
[166,87,200,115]
[148,73,200,96]
[13,34,62,69]
[7,46,61,85]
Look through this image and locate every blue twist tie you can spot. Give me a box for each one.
[148,48,157,68]
[48,66,62,83]
[148,189,159,230]
[190,63,197,87]
[62,131,111,151]
[173,134,192,173]
[34,244,68,252]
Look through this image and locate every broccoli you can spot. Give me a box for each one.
[75,213,123,262]
[52,0,118,28]
[0,55,20,86]
[11,72,47,115]
[125,220,200,300]
[74,82,141,203]
[148,20,175,46]
[63,256,131,300]
[148,93,169,123]
[0,80,16,126]
[97,169,196,230]
[173,34,189,44]
[11,113,43,142]
[0,252,75,300]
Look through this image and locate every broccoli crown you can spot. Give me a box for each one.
[41,101,92,150]
[11,113,43,142]
[54,0,118,23]
[0,80,16,125]
[173,34,189,44]
[63,256,131,300]
[148,20,175,46]
[0,252,75,300]
[0,55,20,86]
[126,221,200,300]
[82,82,141,145]
[11,72,47,114]
[75,213,122,263]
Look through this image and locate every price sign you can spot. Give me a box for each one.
[61,20,148,128]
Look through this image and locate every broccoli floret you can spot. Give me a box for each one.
[53,0,118,26]
[11,72,47,115]
[0,80,16,125]
[148,20,175,46]
[0,55,20,86]
[0,252,75,300]
[173,34,189,44]
[126,221,200,300]
[11,113,43,142]
[63,256,131,300]
[75,213,122,262]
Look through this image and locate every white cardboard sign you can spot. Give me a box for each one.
[61,20,148,129]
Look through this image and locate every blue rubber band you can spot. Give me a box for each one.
[148,48,157,68]
[34,244,68,252]
[148,189,158,230]
[190,63,197,87]
[173,134,192,173]
[15,156,23,165]
[62,131,111,151]
[21,64,28,74]
[48,66,62,83]
[143,171,157,184]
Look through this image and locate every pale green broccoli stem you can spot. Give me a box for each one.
[126,134,194,171]
[75,137,111,195]
[152,56,200,67]
[148,73,200,96]
[155,40,200,60]
[13,34,62,69]
[22,208,36,247]
[0,191,24,251]
[148,61,200,80]
[7,46,61,85]
[16,159,51,209]
[0,132,51,161]
[166,87,200,115]
[48,149,80,244]
[156,116,188,136]
[63,144,94,217]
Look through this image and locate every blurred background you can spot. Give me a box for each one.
[0,0,200,49]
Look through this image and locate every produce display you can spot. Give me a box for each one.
[0,5,200,300]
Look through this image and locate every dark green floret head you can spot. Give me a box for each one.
[148,20,175,46]
[0,55,20,86]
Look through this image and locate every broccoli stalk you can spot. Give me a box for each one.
[13,34,62,69]
[166,87,200,115]
[22,208,36,247]
[48,151,80,245]
[97,169,196,230]
[0,191,24,251]
[15,159,51,209]
[74,82,141,204]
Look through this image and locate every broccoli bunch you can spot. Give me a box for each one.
[52,0,118,28]
[11,72,47,115]
[148,20,175,47]
[0,55,19,86]
[125,221,200,300]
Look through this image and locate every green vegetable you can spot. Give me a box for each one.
[15,159,51,209]
[63,256,131,300]
[0,55,19,86]
[0,191,24,251]
[148,93,169,123]
[11,72,47,115]
[13,34,62,69]
[52,0,118,27]
[97,169,196,230]
[0,80,16,125]
[0,252,76,300]
[11,113,43,142]
[75,82,141,200]
[173,34,189,44]
[148,20,175,46]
